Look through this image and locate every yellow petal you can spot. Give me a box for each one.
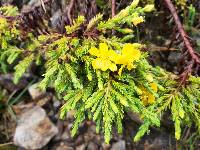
[150,82,157,92]
[132,16,144,26]
[121,43,141,61]
[99,43,108,51]
[109,63,117,72]
[92,58,107,70]
[108,50,119,62]
[127,63,136,70]
[140,95,148,106]
[132,49,141,61]
[122,43,134,55]
[115,55,127,64]
[101,59,110,71]
[89,47,99,56]
[147,94,155,104]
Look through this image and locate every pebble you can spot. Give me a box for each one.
[111,140,126,150]
[28,83,45,99]
[14,106,58,149]
[76,144,86,150]
[87,142,98,150]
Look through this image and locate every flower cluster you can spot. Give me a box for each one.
[140,82,158,105]
[89,43,141,75]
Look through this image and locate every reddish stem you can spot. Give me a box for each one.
[111,0,116,35]
[163,0,200,64]
[111,0,116,18]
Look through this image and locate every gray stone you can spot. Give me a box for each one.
[102,143,110,150]
[168,52,182,64]
[76,144,86,150]
[56,142,74,150]
[67,110,76,119]
[28,83,45,99]
[1,0,13,4]
[28,0,40,6]
[111,140,126,150]
[50,10,62,28]
[87,142,98,150]
[14,106,58,149]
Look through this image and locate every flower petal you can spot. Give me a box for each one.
[99,43,108,51]
[132,16,144,26]
[109,63,117,72]
[150,82,157,92]
[89,47,99,56]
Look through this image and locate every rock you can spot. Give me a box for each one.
[13,103,35,116]
[61,130,71,141]
[55,142,74,150]
[67,110,76,119]
[75,135,84,146]
[87,124,96,133]
[36,94,52,107]
[28,83,45,99]
[167,52,182,64]
[53,98,61,109]
[84,133,95,143]
[14,106,58,149]
[111,140,126,150]
[0,74,29,92]
[102,143,111,150]
[93,135,101,145]
[149,135,169,150]
[0,0,13,4]
[87,142,98,150]
[50,10,62,28]
[76,144,86,150]
[28,0,40,6]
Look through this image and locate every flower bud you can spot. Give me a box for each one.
[131,0,139,8]
[143,5,155,12]
[132,16,144,26]
[119,28,133,34]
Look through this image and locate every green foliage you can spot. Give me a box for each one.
[0,5,19,16]
[86,14,103,31]
[155,73,200,140]
[14,54,34,84]
[65,16,85,34]
[185,4,196,29]
[0,1,199,144]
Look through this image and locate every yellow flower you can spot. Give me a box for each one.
[140,83,157,105]
[132,16,144,26]
[89,43,117,72]
[89,43,142,74]
[92,58,117,71]
[89,47,99,56]
[115,43,141,70]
